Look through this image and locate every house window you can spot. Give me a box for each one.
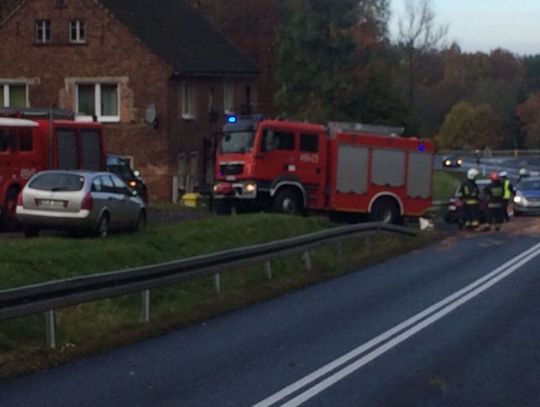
[224,80,234,114]
[0,84,28,107]
[69,20,86,44]
[35,19,51,44]
[180,80,194,119]
[76,83,119,122]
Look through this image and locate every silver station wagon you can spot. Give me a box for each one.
[16,170,147,238]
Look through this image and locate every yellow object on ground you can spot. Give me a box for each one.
[181,193,200,208]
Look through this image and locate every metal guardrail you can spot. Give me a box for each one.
[0,222,419,348]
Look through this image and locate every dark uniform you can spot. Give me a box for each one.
[484,179,505,230]
[459,178,480,227]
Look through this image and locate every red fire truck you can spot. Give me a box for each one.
[0,108,105,230]
[212,116,434,223]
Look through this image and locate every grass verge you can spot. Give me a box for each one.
[433,170,463,202]
[0,214,442,380]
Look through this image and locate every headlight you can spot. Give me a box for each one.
[444,160,450,166]
[457,159,463,165]
[244,182,256,193]
[514,195,525,205]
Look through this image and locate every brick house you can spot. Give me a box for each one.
[0,0,260,200]
[187,0,281,117]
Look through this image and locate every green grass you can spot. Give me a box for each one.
[0,214,332,289]
[0,213,442,379]
[433,170,463,201]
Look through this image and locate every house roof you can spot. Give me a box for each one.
[98,0,260,77]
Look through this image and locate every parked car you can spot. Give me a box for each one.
[442,155,463,168]
[513,177,540,215]
[106,154,148,203]
[16,170,147,238]
[444,178,490,228]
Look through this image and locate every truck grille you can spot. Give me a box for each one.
[220,163,244,175]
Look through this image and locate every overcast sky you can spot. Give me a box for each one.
[390,0,540,55]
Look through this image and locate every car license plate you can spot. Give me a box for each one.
[38,199,66,208]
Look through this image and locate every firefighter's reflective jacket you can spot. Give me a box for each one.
[502,179,514,200]
[458,179,480,205]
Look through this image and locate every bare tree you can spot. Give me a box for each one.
[398,0,448,105]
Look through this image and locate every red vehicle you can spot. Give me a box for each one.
[213,116,434,223]
[0,108,105,229]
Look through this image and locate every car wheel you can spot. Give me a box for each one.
[23,227,39,238]
[273,188,302,215]
[135,210,147,232]
[97,213,110,238]
[370,198,401,224]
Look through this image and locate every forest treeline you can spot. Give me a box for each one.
[274,0,540,150]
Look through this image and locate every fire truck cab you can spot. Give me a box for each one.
[213,116,434,223]
[0,108,105,230]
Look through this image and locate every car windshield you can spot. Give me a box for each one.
[220,131,254,153]
[108,164,135,180]
[29,173,85,192]
[518,180,540,190]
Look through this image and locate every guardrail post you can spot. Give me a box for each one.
[302,251,312,271]
[214,274,221,294]
[141,290,150,323]
[265,261,272,280]
[45,310,56,349]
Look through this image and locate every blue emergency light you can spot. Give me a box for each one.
[226,115,238,124]
[418,143,425,152]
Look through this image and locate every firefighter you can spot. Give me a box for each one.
[459,168,481,228]
[499,171,514,221]
[484,172,505,231]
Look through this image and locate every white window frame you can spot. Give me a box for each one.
[0,83,29,108]
[76,83,120,123]
[224,80,234,114]
[180,80,195,120]
[35,19,51,44]
[69,20,86,44]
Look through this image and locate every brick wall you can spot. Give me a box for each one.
[0,0,258,201]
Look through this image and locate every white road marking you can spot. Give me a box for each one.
[254,242,540,407]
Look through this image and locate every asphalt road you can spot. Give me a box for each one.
[1,217,540,406]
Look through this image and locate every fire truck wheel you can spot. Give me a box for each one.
[273,188,302,215]
[97,213,110,238]
[2,188,21,231]
[370,198,401,224]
